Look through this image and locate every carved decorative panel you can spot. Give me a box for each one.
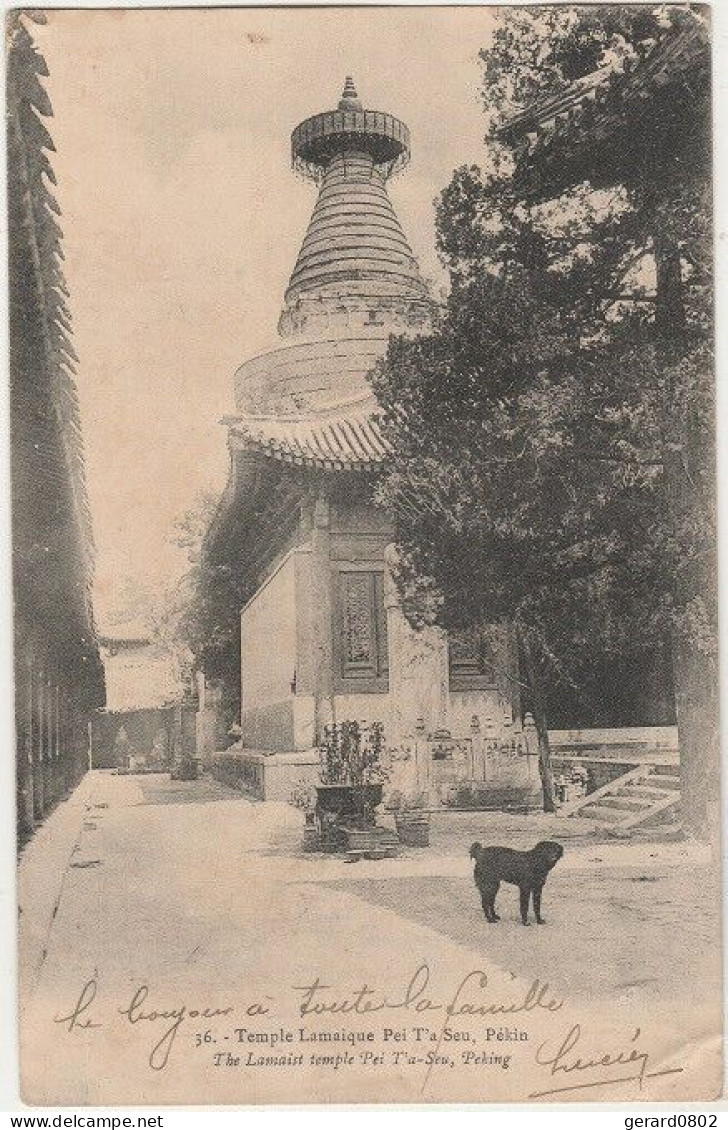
[343,574,375,669]
[448,625,498,690]
[334,569,388,692]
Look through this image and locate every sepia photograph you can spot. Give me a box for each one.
[8,2,721,1106]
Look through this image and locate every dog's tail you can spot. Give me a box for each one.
[469,842,482,861]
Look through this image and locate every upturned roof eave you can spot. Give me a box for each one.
[225,406,390,473]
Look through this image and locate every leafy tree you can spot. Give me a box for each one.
[372,6,714,830]
[148,492,244,739]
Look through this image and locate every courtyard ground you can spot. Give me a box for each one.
[17,771,722,1106]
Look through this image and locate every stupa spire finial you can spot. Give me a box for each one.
[292,76,410,182]
[338,76,362,110]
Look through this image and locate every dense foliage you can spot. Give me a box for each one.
[148,492,245,734]
[372,6,714,820]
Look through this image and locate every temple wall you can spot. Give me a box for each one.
[381,550,519,742]
[232,497,533,804]
[331,692,390,730]
[447,689,509,729]
[240,552,298,750]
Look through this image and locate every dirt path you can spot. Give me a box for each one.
[17,771,722,1105]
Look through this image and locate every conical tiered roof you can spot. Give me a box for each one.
[283,149,428,315]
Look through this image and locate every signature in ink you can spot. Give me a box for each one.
[530,1023,683,1098]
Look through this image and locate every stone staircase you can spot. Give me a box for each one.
[559,763,681,832]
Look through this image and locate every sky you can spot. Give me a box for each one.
[35,7,497,626]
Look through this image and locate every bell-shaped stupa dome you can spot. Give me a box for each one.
[280,77,430,337]
[235,79,431,416]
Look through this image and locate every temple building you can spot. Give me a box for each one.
[90,622,181,771]
[205,79,538,805]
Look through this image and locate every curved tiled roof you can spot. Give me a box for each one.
[229,403,390,470]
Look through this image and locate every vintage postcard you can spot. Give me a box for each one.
[10,3,722,1106]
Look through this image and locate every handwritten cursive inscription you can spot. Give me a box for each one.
[54,965,567,1080]
[54,979,102,1032]
[119,985,236,1070]
[291,963,564,1095]
[293,964,564,1022]
[530,1024,683,1098]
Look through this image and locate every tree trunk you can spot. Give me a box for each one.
[665,419,719,841]
[673,640,719,841]
[654,233,686,336]
[664,417,718,842]
[653,231,718,841]
[519,631,556,814]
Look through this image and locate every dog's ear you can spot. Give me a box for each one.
[469,842,482,860]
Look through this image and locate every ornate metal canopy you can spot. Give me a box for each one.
[291,78,411,182]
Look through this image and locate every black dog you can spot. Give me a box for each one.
[470,841,564,925]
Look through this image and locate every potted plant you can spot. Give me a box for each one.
[315,722,388,850]
[289,779,319,851]
[390,788,431,847]
[316,721,386,820]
